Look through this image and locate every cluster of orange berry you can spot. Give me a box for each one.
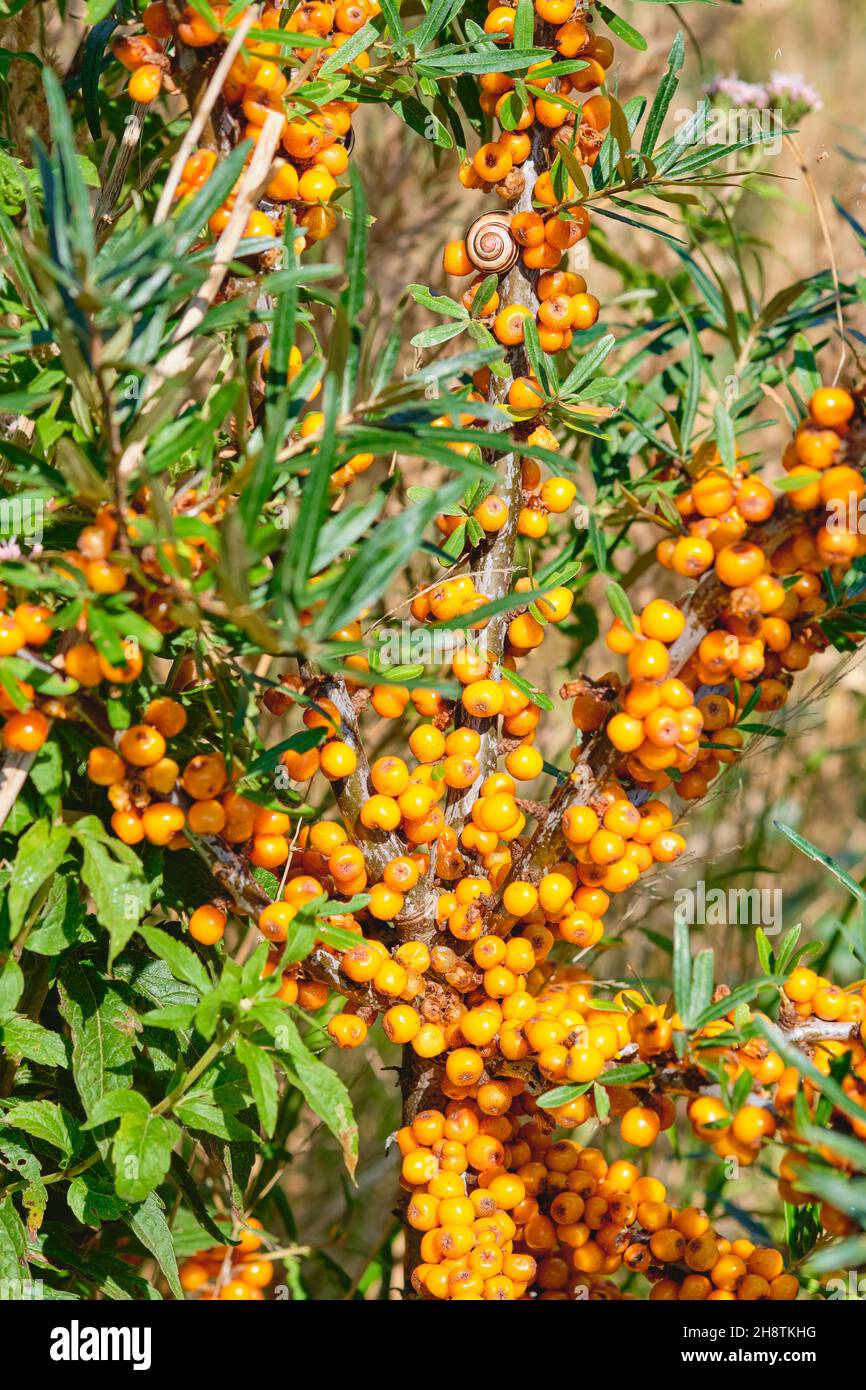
[0,505,148,755]
[433,460,578,547]
[398,1093,796,1300]
[86,696,190,848]
[635,382,861,801]
[558,384,863,808]
[113,2,373,251]
[443,231,600,362]
[179,1219,275,1300]
[258,389,866,992]
[691,966,865,1223]
[0,493,219,757]
[286,397,375,491]
[87,705,339,944]
[462,0,612,196]
[441,2,612,359]
[110,2,174,105]
[658,385,860,578]
[603,598,705,794]
[0,583,54,754]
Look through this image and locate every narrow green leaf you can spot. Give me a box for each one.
[713,399,736,475]
[688,949,715,1024]
[606,580,635,632]
[640,30,684,155]
[596,2,647,50]
[672,916,691,1023]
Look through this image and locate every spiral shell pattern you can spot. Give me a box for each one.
[465,212,519,274]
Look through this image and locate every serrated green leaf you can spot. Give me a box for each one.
[123,1192,183,1300]
[0,1016,69,1069]
[112,1111,178,1203]
[70,817,151,965]
[273,1015,358,1178]
[236,1037,279,1138]
[138,926,211,996]
[57,960,136,1120]
[3,1100,76,1156]
[7,819,71,940]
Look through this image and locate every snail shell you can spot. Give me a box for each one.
[465,212,519,274]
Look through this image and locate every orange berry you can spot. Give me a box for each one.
[810,385,855,428]
[462,680,504,718]
[715,541,765,587]
[65,644,102,686]
[111,809,144,845]
[443,240,473,276]
[186,799,227,836]
[189,904,226,945]
[2,709,48,752]
[142,802,185,845]
[0,615,26,656]
[328,1013,367,1048]
[13,604,53,646]
[182,754,226,800]
[119,724,167,768]
[87,746,125,785]
[320,740,358,779]
[128,63,163,105]
[145,697,187,737]
[672,536,714,578]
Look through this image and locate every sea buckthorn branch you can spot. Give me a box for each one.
[152,5,262,223]
[782,1017,862,1047]
[442,135,548,833]
[490,419,866,914]
[298,662,407,880]
[94,101,149,231]
[113,108,286,503]
[595,1014,863,1120]
[365,384,866,1298]
[0,746,40,835]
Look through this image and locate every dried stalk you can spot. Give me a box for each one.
[114,108,284,494]
[154,5,261,224]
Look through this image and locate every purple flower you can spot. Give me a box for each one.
[702,69,823,122]
[765,70,823,117]
[702,73,767,109]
